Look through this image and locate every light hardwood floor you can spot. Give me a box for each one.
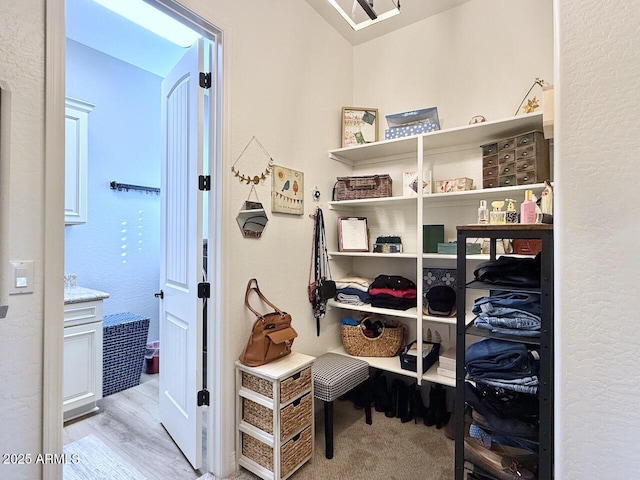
[63,374,204,480]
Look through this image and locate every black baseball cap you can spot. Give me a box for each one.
[426,285,456,316]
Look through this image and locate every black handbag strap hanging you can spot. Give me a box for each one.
[309,207,332,335]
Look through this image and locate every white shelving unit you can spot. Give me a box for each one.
[326,112,548,387]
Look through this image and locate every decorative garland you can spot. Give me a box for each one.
[231,136,274,185]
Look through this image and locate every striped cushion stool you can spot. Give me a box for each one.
[313,353,372,459]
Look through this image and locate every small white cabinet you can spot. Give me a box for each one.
[63,288,108,421]
[65,97,94,225]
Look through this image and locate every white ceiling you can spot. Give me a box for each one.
[304,0,472,45]
[66,0,472,77]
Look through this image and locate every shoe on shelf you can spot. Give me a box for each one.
[464,437,536,480]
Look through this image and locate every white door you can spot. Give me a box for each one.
[159,38,205,469]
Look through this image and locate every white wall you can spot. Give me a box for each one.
[556,0,640,477]
[176,0,354,474]
[0,1,46,479]
[353,0,554,130]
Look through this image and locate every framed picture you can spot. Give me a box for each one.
[271,165,304,215]
[341,107,379,148]
[338,217,369,252]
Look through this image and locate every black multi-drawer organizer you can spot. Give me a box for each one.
[454,224,553,480]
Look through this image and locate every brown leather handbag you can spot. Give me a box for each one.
[238,279,298,367]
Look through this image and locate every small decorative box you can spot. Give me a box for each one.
[385,107,440,129]
[373,243,403,253]
[435,177,474,193]
[385,122,439,140]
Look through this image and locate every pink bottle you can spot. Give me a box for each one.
[520,190,536,224]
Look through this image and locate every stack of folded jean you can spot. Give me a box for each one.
[466,338,539,394]
[335,275,372,305]
[368,274,417,310]
[472,291,541,337]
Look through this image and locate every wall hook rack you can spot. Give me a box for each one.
[110,181,160,195]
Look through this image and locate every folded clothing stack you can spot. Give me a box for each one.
[465,338,540,394]
[368,274,417,310]
[335,275,372,305]
[472,291,541,337]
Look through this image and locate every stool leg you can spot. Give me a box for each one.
[364,380,372,425]
[324,400,334,459]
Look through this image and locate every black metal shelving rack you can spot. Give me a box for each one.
[454,224,554,480]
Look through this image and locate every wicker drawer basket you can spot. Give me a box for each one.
[242,426,312,477]
[242,392,312,438]
[335,174,392,201]
[241,367,311,404]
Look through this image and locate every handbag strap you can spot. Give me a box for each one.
[244,278,283,318]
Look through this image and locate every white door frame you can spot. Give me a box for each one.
[43,1,226,478]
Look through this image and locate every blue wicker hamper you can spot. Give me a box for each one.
[102,312,150,397]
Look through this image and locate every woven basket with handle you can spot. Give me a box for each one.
[341,318,408,357]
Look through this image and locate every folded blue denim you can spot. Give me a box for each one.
[472,292,541,336]
[472,291,541,316]
[466,339,539,380]
[481,376,538,395]
[469,423,539,453]
[474,316,541,337]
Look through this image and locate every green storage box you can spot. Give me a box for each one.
[423,225,444,253]
[437,242,482,255]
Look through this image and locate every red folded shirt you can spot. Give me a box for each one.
[368,287,417,299]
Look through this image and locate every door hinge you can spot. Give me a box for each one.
[199,175,211,191]
[197,389,210,406]
[199,72,211,89]
[198,282,210,299]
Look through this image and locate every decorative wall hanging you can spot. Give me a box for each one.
[341,107,379,148]
[271,165,304,215]
[231,136,273,185]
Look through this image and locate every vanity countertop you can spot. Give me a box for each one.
[64,287,110,305]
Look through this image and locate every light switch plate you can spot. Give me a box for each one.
[9,261,35,295]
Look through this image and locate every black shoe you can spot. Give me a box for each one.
[400,383,415,423]
[373,374,390,413]
[431,385,451,429]
[424,385,437,426]
[412,385,427,424]
[385,379,402,418]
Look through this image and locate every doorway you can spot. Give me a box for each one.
[61,0,223,475]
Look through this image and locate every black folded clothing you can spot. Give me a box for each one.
[473,253,541,288]
[370,294,416,310]
[369,274,417,291]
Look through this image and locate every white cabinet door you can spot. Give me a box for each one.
[63,321,103,419]
[65,98,94,225]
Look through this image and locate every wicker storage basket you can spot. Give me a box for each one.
[241,367,311,404]
[241,426,312,477]
[242,393,312,438]
[341,319,408,357]
[335,174,392,201]
[280,367,311,404]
